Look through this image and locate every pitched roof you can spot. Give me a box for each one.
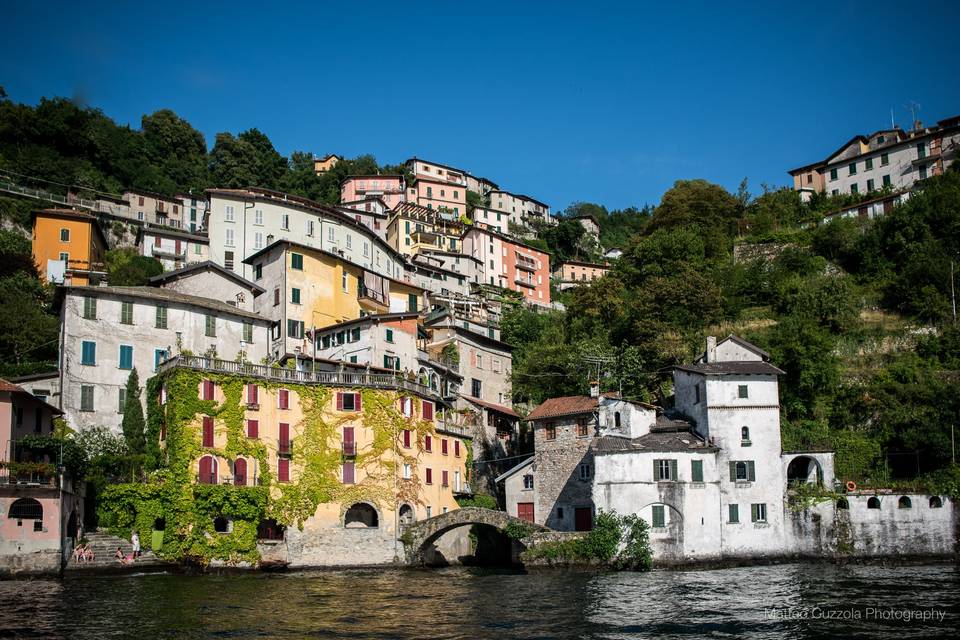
[459,395,521,419]
[525,395,598,421]
[674,361,785,376]
[0,378,63,414]
[494,456,534,483]
[593,429,718,454]
[59,285,267,321]
[148,260,265,294]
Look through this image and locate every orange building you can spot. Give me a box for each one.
[31,209,109,285]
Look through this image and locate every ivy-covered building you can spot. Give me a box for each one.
[107,354,472,567]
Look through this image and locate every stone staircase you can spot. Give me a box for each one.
[66,531,166,571]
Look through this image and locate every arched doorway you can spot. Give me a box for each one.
[66,510,78,540]
[399,504,415,526]
[344,503,379,528]
[199,456,218,484]
[786,456,823,486]
[234,458,247,486]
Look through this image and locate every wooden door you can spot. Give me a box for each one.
[517,502,535,523]
[575,507,593,531]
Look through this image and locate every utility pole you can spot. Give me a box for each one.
[952,259,957,324]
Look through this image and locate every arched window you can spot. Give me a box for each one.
[8,498,43,520]
[929,496,943,509]
[344,503,379,528]
[199,455,217,484]
[399,504,415,526]
[234,458,247,486]
[741,427,751,443]
[867,497,881,509]
[898,496,912,509]
[836,498,849,510]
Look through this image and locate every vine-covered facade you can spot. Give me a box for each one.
[99,356,470,566]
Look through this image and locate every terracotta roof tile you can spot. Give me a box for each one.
[525,395,598,421]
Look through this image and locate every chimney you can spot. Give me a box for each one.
[589,380,600,398]
[706,336,717,363]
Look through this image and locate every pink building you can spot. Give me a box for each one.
[1,380,83,575]
[462,223,551,306]
[340,175,405,210]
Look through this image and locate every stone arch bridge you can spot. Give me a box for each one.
[402,507,549,564]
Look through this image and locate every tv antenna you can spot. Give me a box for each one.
[904,101,922,128]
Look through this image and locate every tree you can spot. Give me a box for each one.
[0,271,58,374]
[121,369,145,455]
[105,248,163,285]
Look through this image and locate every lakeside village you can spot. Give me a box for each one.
[2,116,960,576]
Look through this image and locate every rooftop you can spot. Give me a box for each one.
[674,361,786,376]
[59,285,267,322]
[593,429,718,454]
[525,395,597,421]
[148,260,265,295]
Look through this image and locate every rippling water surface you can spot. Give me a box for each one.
[1,563,958,639]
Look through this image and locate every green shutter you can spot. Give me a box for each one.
[729,504,739,523]
[751,504,758,522]
[118,388,126,414]
[384,355,390,368]
[243,321,253,343]
[747,461,756,482]
[691,460,703,482]
[653,460,659,481]
[669,459,677,481]
[729,461,736,482]
[652,505,665,528]
[83,296,96,319]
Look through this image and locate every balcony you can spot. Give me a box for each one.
[912,149,940,165]
[435,421,472,438]
[159,355,442,400]
[278,439,294,457]
[0,465,61,488]
[515,255,538,272]
[514,277,536,289]
[358,282,388,311]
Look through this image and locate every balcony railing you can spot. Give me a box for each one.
[158,355,440,399]
[435,421,472,438]
[514,277,536,288]
[358,283,388,307]
[197,473,217,485]
[0,470,61,488]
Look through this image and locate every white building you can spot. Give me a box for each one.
[55,285,270,432]
[205,187,406,283]
[178,192,208,233]
[312,312,420,372]
[137,225,209,272]
[488,190,551,226]
[148,261,265,312]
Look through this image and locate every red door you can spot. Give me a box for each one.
[234,458,247,486]
[517,502,535,523]
[575,507,593,531]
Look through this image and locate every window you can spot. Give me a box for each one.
[877,135,885,144]
[867,496,881,509]
[408,293,418,312]
[738,385,748,399]
[916,142,926,159]
[442,470,449,487]
[337,392,361,412]
[225,228,234,247]
[694,384,701,404]
[731,460,756,481]
[865,158,873,170]
[883,174,891,187]
[471,378,482,398]
[291,253,303,270]
[850,183,859,194]
[691,459,703,482]
[898,496,912,509]
[119,345,133,370]
[274,288,280,306]
[254,209,263,225]
[655,459,677,481]
[614,412,621,428]
[342,271,348,293]
[278,458,290,483]
[579,463,591,480]
[254,233,263,250]
[881,152,889,166]
[155,305,167,329]
[202,416,214,447]
[307,220,314,237]
[919,165,927,180]
[81,341,96,365]
[545,422,556,440]
[346,234,352,250]
[836,498,849,510]
[829,168,838,181]
[254,263,262,280]
[201,379,215,400]
[425,468,433,485]
[83,296,97,319]
[225,205,235,222]
[651,505,665,528]
[291,288,301,304]
[402,429,411,448]
[328,226,335,242]
[278,389,290,410]
[741,426,751,444]
[403,463,412,479]
[867,178,875,191]
[930,496,943,508]
[728,504,739,523]
[385,328,394,343]
[80,385,94,411]
[750,503,767,523]
[247,419,258,438]
[118,388,126,414]
[205,315,216,337]
[287,319,303,339]
[120,301,134,325]
[224,251,234,271]
[832,189,839,196]
[423,401,434,421]
[848,162,857,176]
[424,435,432,452]
[243,321,253,344]
[523,474,534,489]
[281,214,289,230]
[441,438,448,456]
[342,462,355,484]
[476,354,483,369]
[60,228,70,242]
[576,419,589,437]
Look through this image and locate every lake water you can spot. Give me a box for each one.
[0,563,957,639]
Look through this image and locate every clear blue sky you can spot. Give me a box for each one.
[4,1,959,211]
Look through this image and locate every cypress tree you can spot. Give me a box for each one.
[121,368,145,454]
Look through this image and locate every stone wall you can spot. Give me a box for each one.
[533,414,596,530]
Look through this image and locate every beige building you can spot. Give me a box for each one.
[554,260,609,290]
[313,154,341,174]
[387,202,464,256]
[488,190,551,227]
[123,190,185,228]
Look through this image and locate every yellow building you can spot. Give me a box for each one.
[244,239,428,360]
[387,202,464,256]
[156,355,469,566]
[313,154,342,174]
[31,209,109,285]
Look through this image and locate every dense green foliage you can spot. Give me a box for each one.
[121,369,146,455]
[506,168,960,485]
[522,511,652,570]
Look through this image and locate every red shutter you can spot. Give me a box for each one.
[442,439,448,455]
[454,441,461,457]
[234,458,247,486]
[247,384,258,404]
[442,470,449,487]
[423,401,433,421]
[175,240,182,254]
[355,393,362,412]
[279,422,290,451]
[202,416,214,447]
[425,468,433,484]
[279,389,289,409]
[337,392,344,411]
[425,435,432,452]
[247,419,258,438]
[201,379,214,400]
[199,456,214,483]
[343,461,355,484]
[278,458,290,482]
[403,429,411,448]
